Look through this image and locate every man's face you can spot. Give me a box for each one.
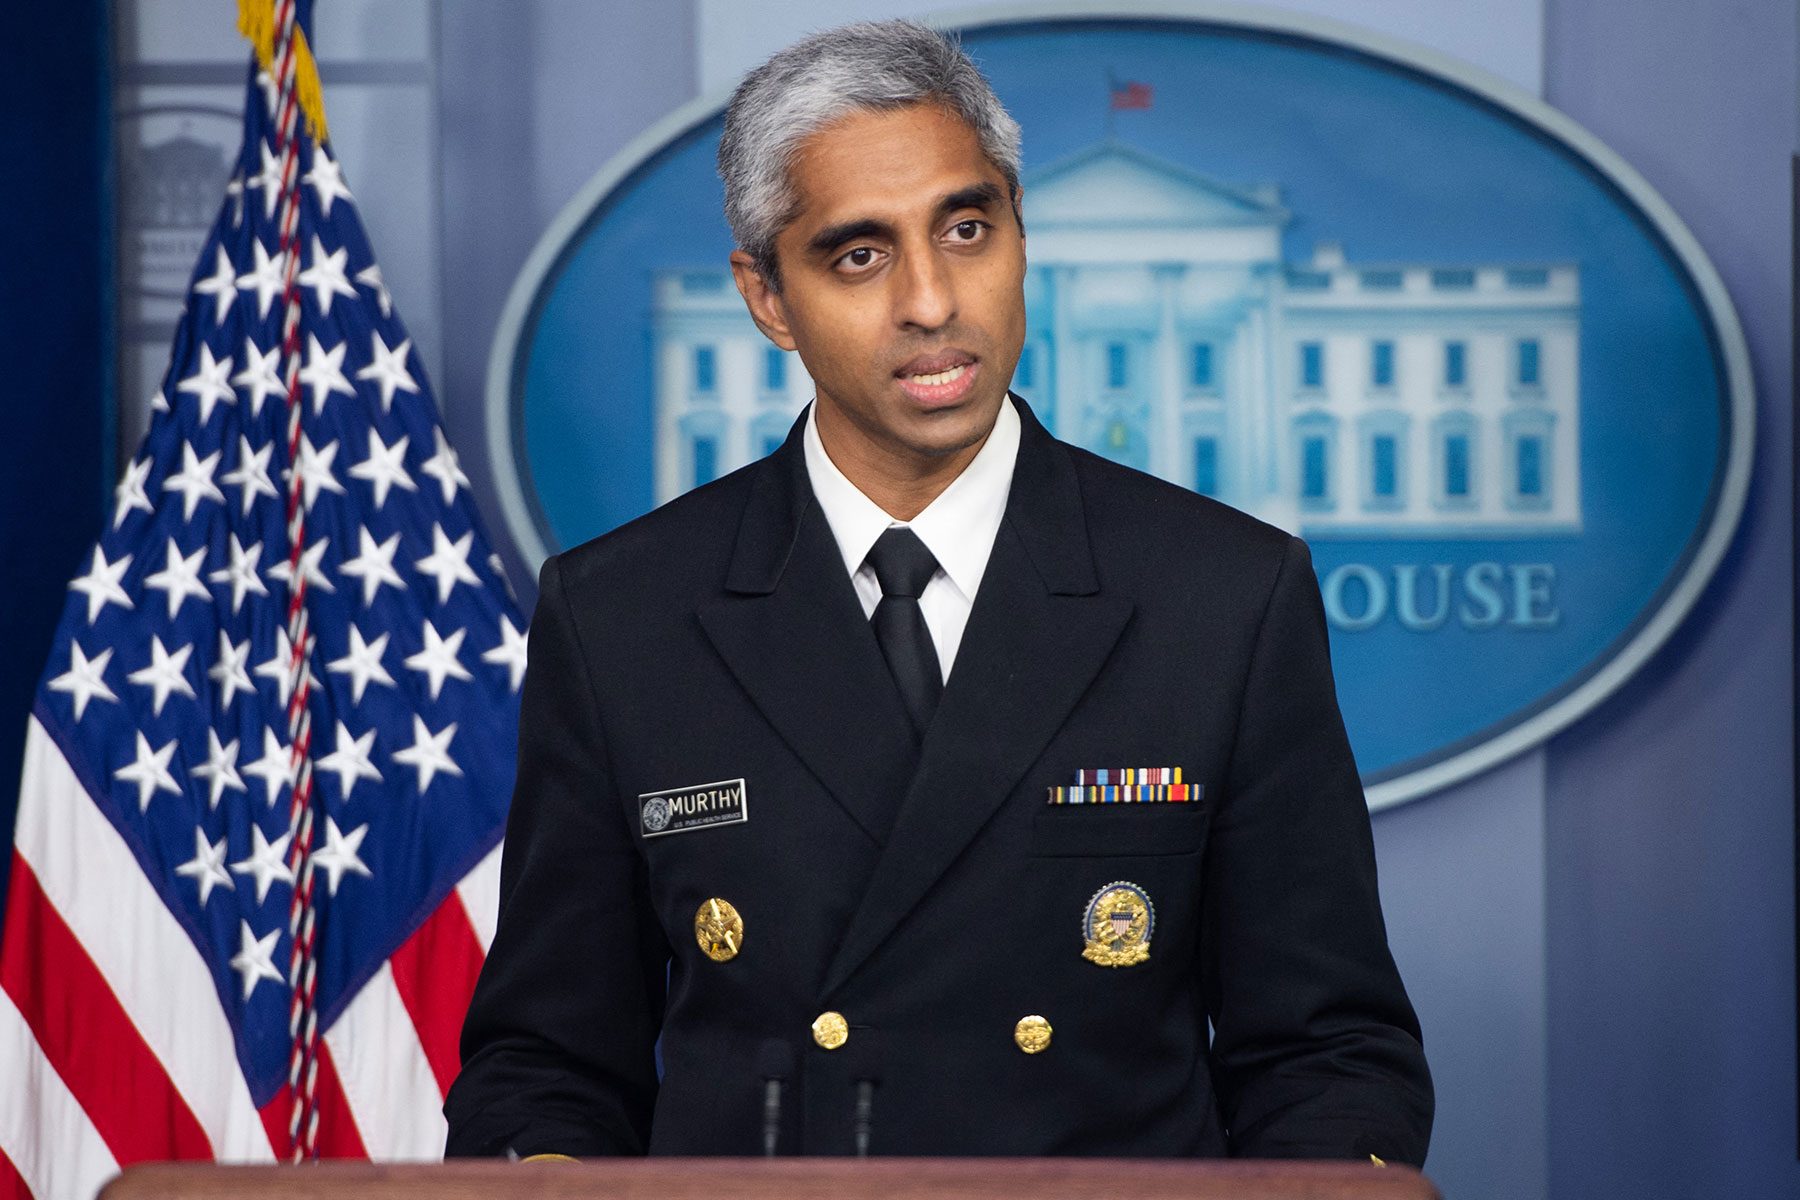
[732,103,1026,479]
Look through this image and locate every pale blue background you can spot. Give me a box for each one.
[83,2,1800,1197]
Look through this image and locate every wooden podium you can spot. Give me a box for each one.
[102,1158,1438,1200]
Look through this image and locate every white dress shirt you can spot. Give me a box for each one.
[803,397,1021,680]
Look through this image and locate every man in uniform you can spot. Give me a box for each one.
[445,19,1432,1163]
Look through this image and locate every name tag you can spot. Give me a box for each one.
[639,777,749,838]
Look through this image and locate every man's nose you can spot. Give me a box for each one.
[893,244,956,331]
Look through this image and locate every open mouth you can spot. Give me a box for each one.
[909,364,969,388]
[896,352,980,406]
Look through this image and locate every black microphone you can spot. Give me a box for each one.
[757,1038,794,1157]
[852,1079,876,1158]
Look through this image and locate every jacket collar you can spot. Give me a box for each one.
[724,396,1098,597]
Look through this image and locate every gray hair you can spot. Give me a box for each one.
[717,19,1023,288]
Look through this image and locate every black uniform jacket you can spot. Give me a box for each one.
[444,398,1432,1162]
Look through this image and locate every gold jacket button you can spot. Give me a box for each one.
[694,898,743,962]
[1014,1014,1053,1054]
[811,1011,849,1050]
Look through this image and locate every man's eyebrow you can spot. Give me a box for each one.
[936,182,1004,218]
[806,218,894,258]
[803,183,1006,259]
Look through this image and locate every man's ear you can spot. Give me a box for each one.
[730,250,797,351]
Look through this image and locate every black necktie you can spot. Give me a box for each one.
[865,527,943,737]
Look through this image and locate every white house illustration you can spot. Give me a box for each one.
[650,140,1581,537]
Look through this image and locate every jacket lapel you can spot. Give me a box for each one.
[821,402,1133,996]
[697,417,919,844]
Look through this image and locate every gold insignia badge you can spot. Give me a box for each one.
[1082,881,1154,967]
[694,897,743,962]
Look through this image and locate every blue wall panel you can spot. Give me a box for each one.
[0,2,112,923]
[1544,0,1798,1194]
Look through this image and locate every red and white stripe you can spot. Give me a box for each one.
[0,717,498,1195]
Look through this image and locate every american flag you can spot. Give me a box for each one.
[0,3,520,1193]
[1109,78,1154,110]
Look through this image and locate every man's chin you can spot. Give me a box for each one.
[897,399,1004,459]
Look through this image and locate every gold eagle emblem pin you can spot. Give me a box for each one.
[695,897,744,962]
[1081,881,1154,967]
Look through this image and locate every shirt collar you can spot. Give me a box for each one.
[803,395,1021,601]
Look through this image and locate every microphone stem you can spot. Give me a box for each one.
[762,1077,782,1157]
[853,1080,875,1158]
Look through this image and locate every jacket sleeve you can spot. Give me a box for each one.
[1200,535,1434,1166]
[443,554,669,1157]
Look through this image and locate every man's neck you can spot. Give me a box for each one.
[812,405,994,522]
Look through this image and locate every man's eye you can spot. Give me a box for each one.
[840,247,877,270]
[950,220,987,242]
